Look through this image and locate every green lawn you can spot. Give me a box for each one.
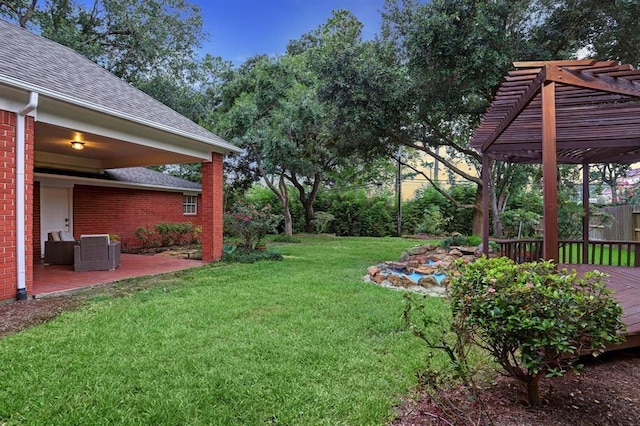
[0,236,450,425]
[559,242,637,266]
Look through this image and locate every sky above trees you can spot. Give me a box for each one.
[191,0,389,64]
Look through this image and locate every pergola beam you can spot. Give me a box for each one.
[546,65,640,98]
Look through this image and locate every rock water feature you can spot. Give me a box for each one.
[364,243,481,296]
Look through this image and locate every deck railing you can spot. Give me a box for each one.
[495,239,640,267]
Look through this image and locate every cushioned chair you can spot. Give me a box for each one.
[44,231,77,265]
[74,234,121,272]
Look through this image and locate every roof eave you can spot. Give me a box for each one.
[0,75,242,155]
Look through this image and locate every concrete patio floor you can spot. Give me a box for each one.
[33,254,204,298]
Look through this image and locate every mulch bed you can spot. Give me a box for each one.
[393,348,640,425]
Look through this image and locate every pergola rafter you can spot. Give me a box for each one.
[470,60,640,262]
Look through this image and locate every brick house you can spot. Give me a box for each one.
[0,20,240,301]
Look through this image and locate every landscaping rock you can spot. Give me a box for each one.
[365,242,482,296]
[414,266,435,275]
[418,275,438,287]
[407,246,429,256]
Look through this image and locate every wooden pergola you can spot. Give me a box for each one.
[470,60,640,261]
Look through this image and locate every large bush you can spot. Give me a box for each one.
[402,185,476,235]
[449,257,625,406]
[224,201,282,250]
[315,190,395,236]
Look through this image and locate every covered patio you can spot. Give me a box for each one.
[470,60,640,349]
[0,20,241,301]
[33,254,204,298]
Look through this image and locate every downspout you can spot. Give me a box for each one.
[15,92,39,300]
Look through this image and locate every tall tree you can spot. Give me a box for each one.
[213,55,331,235]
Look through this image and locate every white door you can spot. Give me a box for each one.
[40,187,72,256]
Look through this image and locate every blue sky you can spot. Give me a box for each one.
[198,1,386,64]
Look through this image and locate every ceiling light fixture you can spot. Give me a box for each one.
[70,141,85,150]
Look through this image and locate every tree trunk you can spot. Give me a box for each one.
[489,178,504,237]
[472,186,483,236]
[610,183,618,203]
[303,203,314,233]
[282,199,293,236]
[526,373,543,407]
[262,170,293,237]
[278,176,293,237]
[290,172,322,233]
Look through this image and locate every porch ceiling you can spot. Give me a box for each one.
[470,60,640,164]
[35,122,203,171]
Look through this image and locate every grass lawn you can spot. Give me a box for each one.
[0,236,451,425]
[559,242,637,266]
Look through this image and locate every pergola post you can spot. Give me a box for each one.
[541,78,558,262]
[482,155,491,256]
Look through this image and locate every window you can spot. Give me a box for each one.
[183,194,197,215]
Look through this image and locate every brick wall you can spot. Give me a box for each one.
[73,186,202,251]
[0,110,17,301]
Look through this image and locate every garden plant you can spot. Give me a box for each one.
[449,257,625,406]
[224,200,282,251]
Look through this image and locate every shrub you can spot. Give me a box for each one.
[402,185,476,236]
[153,222,196,247]
[415,205,449,236]
[135,226,156,250]
[441,233,469,250]
[311,211,334,234]
[221,245,283,263]
[224,201,282,251]
[449,257,625,406]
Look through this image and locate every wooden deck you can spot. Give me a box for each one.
[566,264,640,351]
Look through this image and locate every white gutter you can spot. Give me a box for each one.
[34,172,202,194]
[16,92,38,300]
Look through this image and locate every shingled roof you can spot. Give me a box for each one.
[106,167,201,190]
[0,19,238,153]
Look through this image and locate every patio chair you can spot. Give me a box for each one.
[74,234,121,272]
[44,230,77,265]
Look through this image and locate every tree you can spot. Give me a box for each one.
[216,12,395,235]
[535,0,640,68]
[590,163,631,204]
[214,55,336,235]
[346,0,640,238]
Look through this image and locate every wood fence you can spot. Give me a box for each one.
[589,204,640,241]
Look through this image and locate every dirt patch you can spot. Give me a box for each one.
[0,297,82,339]
[393,348,640,425]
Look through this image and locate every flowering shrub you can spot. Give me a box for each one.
[224,201,282,251]
[449,257,625,406]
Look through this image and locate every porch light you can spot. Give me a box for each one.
[70,141,85,150]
